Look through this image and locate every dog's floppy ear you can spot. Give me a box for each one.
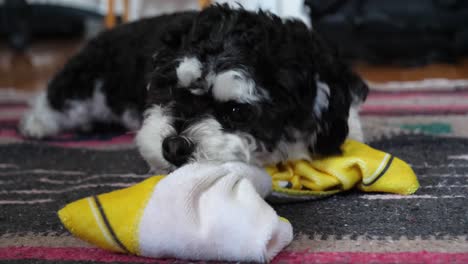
[312,70,368,156]
[347,70,369,105]
[268,21,355,156]
[305,35,368,156]
[310,77,351,156]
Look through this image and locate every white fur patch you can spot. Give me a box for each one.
[314,78,330,118]
[20,81,119,138]
[61,86,117,131]
[279,140,311,161]
[347,106,364,142]
[176,57,202,88]
[182,117,252,163]
[209,70,267,103]
[19,92,63,138]
[83,82,115,123]
[135,105,175,172]
[121,108,141,131]
[252,130,312,166]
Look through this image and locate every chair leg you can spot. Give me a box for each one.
[199,0,212,9]
[105,0,116,29]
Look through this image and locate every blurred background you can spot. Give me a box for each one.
[1,0,468,140]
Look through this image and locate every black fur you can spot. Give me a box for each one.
[147,5,368,156]
[30,4,368,166]
[47,11,197,116]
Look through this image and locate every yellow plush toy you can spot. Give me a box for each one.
[267,139,419,201]
[58,140,418,262]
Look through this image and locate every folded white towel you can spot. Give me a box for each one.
[138,162,293,262]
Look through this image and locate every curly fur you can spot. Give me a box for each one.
[20,4,368,171]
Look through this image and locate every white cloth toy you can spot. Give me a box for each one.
[59,162,293,263]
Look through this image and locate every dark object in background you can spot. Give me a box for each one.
[305,0,468,65]
[0,0,101,51]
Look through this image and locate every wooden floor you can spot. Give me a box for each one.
[354,60,468,83]
[1,39,468,92]
[0,39,83,91]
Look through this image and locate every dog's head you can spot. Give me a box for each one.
[136,4,368,172]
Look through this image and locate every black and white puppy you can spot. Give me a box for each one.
[19,4,368,172]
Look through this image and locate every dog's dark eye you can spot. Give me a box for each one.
[230,106,243,121]
[224,104,252,124]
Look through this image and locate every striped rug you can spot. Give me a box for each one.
[362,79,468,140]
[1,79,468,264]
[2,78,468,148]
[1,78,468,147]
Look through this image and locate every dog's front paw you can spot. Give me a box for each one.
[18,92,64,139]
[19,110,60,139]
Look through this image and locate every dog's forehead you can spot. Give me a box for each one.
[175,56,268,103]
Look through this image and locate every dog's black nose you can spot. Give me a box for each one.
[162,136,194,166]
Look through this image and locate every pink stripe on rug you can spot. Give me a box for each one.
[361,105,468,115]
[0,129,134,147]
[48,134,134,148]
[0,130,19,137]
[0,119,19,125]
[274,251,468,264]
[368,92,468,100]
[0,247,165,263]
[1,247,467,264]
[0,104,27,110]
